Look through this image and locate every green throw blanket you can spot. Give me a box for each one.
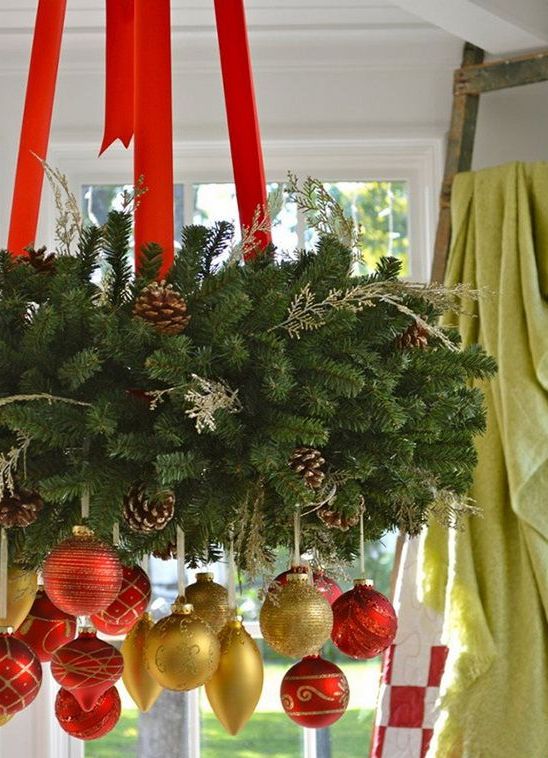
[422,162,548,758]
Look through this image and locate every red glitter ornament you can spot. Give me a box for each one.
[280,655,349,728]
[43,526,123,616]
[331,579,397,659]
[273,567,343,605]
[15,587,77,662]
[55,686,121,740]
[90,565,151,635]
[51,630,124,712]
[0,632,42,716]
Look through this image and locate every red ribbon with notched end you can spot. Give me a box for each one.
[100,0,135,154]
[7,0,67,256]
[133,0,174,275]
[213,0,271,260]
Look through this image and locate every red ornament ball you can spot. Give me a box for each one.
[331,580,397,659]
[43,526,123,616]
[0,632,42,716]
[280,655,349,728]
[15,587,77,662]
[90,565,151,635]
[51,631,124,712]
[273,567,343,605]
[55,686,121,740]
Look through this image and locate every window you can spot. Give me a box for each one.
[81,180,408,276]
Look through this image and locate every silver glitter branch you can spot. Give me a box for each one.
[184,374,241,434]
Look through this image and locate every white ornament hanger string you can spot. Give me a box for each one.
[177,526,186,596]
[292,506,301,567]
[112,521,120,546]
[81,487,90,521]
[227,535,237,614]
[0,528,7,620]
[360,510,365,578]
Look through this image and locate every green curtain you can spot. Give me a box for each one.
[422,162,548,758]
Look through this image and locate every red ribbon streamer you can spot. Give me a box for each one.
[133,0,174,275]
[7,0,67,255]
[100,0,134,155]
[214,0,271,260]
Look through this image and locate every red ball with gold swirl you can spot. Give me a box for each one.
[331,579,397,659]
[55,686,121,740]
[90,565,151,635]
[15,587,77,662]
[43,526,123,617]
[0,631,42,716]
[51,630,124,712]
[280,655,349,728]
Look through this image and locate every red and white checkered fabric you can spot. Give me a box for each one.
[371,537,448,758]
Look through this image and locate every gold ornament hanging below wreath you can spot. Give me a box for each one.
[121,612,163,712]
[145,597,220,691]
[205,618,264,735]
[260,573,333,659]
[0,567,37,631]
[185,572,230,634]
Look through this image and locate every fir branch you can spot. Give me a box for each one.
[184,374,241,434]
[0,432,31,500]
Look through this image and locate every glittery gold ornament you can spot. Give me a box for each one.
[185,572,229,634]
[205,618,263,735]
[0,567,37,630]
[122,613,163,712]
[0,714,13,727]
[259,573,333,659]
[145,597,220,691]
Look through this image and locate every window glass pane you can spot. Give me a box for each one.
[304,181,410,276]
[81,184,185,250]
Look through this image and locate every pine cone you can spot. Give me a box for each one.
[396,320,429,349]
[25,246,56,273]
[0,486,44,528]
[317,507,360,532]
[289,447,326,490]
[133,281,190,335]
[152,541,177,560]
[123,484,175,534]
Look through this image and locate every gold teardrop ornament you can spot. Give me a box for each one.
[205,618,264,735]
[121,612,163,712]
[145,597,220,691]
[0,567,37,631]
[185,572,229,634]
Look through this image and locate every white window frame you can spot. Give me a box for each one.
[0,136,441,758]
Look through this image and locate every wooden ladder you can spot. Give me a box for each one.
[431,43,548,282]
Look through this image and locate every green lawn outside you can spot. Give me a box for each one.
[86,709,374,758]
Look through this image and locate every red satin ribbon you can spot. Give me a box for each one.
[7,0,67,255]
[214,0,271,259]
[133,0,174,275]
[100,0,134,154]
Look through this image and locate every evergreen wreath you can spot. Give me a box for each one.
[0,176,496,572]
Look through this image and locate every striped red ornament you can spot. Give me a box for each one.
[0,632,42,716]
[90,564,151,635]
[51,630,123,712]
[43,526,122,616]
[15,586,76,662]
[55,685,121,740]
[280,655,349,728]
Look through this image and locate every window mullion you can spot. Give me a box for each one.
[303,726,318,758]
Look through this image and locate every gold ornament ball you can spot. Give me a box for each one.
[122,612,163,712]
[260,573,333,659]
[185,572,229,634]
[0,567,37,631]
[145,597,220,691]
[205,618,264,735]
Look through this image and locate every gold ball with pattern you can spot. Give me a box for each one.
[185,573,229,634]
[144,597,221,691]
[259,573,333,659]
